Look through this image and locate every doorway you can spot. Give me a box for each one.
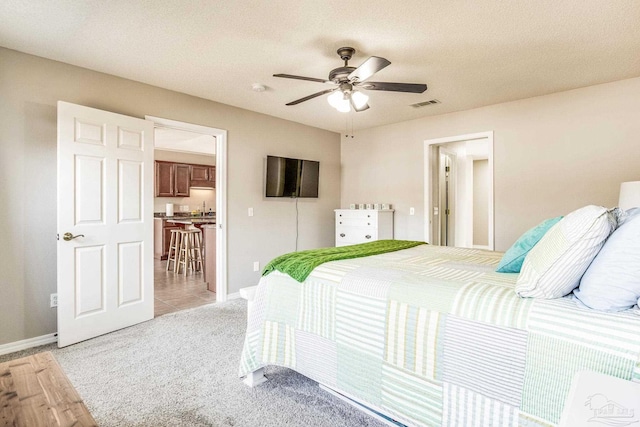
[424,132,494,249]
[146,116,228,315]
[152,127,215,316]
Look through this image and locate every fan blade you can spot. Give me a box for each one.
[357,82,427,93]
[349,96,370,112]
[273,74,331,84]
[358,81,427,93]
[347,56,391,83]
[286,89,336,106]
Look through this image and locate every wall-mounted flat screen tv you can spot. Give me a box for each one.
[265,155,319,198]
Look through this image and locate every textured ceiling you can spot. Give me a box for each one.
[1,1,639,133]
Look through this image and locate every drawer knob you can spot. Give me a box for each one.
[367,215,370,218]
[339,221,342,224]
[365,235,371,239]
[340,233,346,237]
[368,223,370,225]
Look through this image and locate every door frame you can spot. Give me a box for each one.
[423,131,494,249]
[146,116,228,301]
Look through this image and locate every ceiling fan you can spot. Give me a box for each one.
[274,47,427,113]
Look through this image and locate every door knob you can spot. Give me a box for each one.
[365,235,371,239]
[63,232,85,241]
[340,233,346,237]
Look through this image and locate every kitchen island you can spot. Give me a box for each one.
[166,217,216,226]
[154,214,216,260]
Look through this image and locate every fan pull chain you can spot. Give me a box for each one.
[344,114,355,139]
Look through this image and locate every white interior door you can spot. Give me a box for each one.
[57,101,154,347]
[439,151,456,247]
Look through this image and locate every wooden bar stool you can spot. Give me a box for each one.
[176,229,204,275]
[166,229,182,272]
[191,229,204,272]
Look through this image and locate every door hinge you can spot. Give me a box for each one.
[445,209,450,215]
[445,166,450,172]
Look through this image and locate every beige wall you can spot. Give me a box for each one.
[0,47,340,346]
[341,77,640,251]
[153,150,216,213]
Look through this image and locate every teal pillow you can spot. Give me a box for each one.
[496,216,563,273]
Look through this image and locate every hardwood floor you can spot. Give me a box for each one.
[0,352,97,426]
[154,259,215,317]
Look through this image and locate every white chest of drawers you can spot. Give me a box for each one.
[335,209,394,247]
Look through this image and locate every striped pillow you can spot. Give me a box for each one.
[515,205,620,299]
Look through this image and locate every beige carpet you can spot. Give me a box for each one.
[0,300,387,427]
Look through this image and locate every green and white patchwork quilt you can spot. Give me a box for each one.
[239,244,640,426]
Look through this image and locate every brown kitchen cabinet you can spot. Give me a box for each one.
[155,161,175,197]
[191,165,209,181]
[174,163,191,196]
[208,166,216,187]
[155,161,191,197]
[190,165,216,188]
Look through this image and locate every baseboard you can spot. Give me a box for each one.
[1,294,244,356]
[226,292,241,300]
[0,333,58,356]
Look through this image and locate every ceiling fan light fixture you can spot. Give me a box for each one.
[276,46,427,112]
[327,91,344,108]
[336,100,351,113]
[328,91,351,112]
[351,91,368,109]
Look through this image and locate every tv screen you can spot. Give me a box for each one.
[265,155,319,198]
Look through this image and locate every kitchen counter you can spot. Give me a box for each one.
[166,218,216,225]
[155,213,215,225]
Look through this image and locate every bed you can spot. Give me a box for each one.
[239,242,640,426]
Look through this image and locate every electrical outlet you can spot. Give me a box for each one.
[248,207,254,217]
[50,293,58,308]
[410,207,415,215]
[253,261,260,272]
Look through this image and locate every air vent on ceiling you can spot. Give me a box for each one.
[410,99,441,108]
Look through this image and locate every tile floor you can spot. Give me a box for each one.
[154,259,216,317]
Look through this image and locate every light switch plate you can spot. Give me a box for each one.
[248,207,254,217]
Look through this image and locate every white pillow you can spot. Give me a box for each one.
[573,208,640,311]
[515,205,620,299]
